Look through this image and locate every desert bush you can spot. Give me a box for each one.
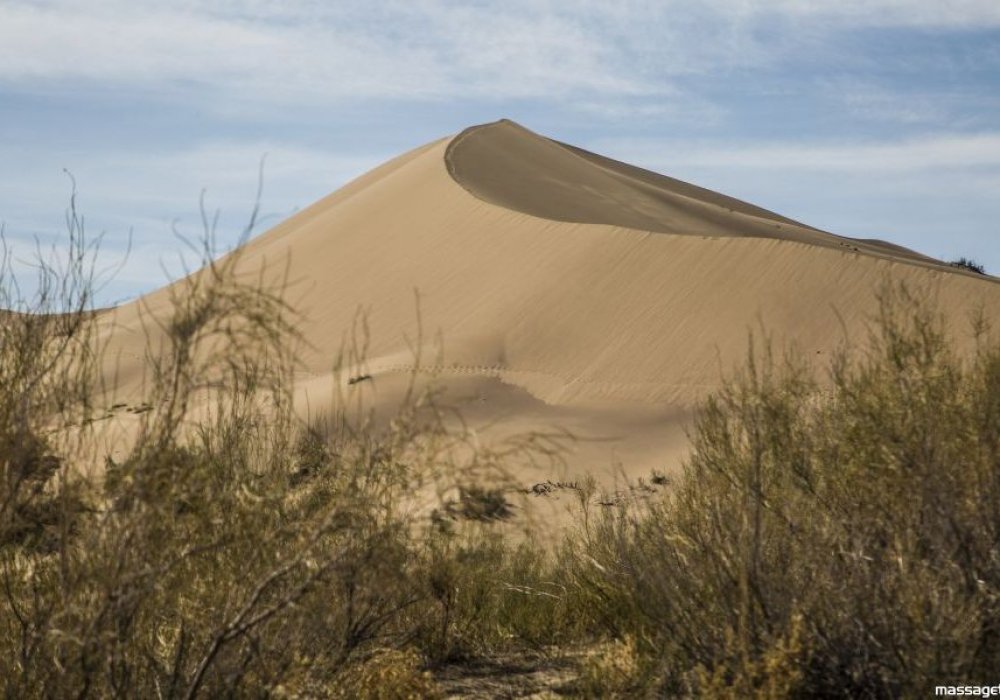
[951,257,987,275]
[415,526,580,664]
[325,648,443,699]
[0,199,567,697]
[0,195,99,557]
[562,284,1000,697]
[575,635,645,698]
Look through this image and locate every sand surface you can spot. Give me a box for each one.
[89,119,1000,487]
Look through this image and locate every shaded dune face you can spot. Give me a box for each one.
[92,119,1000,477]
[446,119,941,266]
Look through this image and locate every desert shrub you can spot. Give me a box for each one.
[326,648,443,699]
[414,527,579,664]
[0,198,99,558]
[449,485,515,522]
[575,635,645,698]
[563,284,1000,697]
[951,257,987,275]
[0,200,567,697]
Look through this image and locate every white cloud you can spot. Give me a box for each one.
[0,138,386,301]
[598,133,1000,174]
[822,80,949,126]
[744,0,1000,28]
[4,0,996,108]
[1,139,382,221]
[0,1,659,102]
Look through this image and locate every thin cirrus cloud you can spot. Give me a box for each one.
[0,139,387,303]
[1,140,385,238]
[601,133,1000,173]
[748,0,1000,27]
[4,0,998,105]
[0,1,658,102]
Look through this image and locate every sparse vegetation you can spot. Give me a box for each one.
[557,284,1000,696]
[0,203,567,697]
[2,199,999,697]
[951,256,987,274]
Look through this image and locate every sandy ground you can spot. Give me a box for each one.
[87,119,1000,490]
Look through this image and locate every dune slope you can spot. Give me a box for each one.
[93,119,1000,478]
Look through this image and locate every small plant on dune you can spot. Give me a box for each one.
[450,484,515,522]
[951,256,986,274]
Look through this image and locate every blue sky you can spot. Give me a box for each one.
[2,0,999,304]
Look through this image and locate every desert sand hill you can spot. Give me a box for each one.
[90,119,1000,485]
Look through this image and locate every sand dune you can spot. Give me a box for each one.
[92,119,1000,480]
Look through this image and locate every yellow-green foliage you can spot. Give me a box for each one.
[562,284,1000,697]
[0,216,572,697]
[0,227,439,696]
[273,648,444,699]
[332,648,443,700]
[576,635,644,698]
[692,614,809,699]
[418,528,579,662]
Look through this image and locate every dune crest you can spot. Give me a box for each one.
[446,119,952,267]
